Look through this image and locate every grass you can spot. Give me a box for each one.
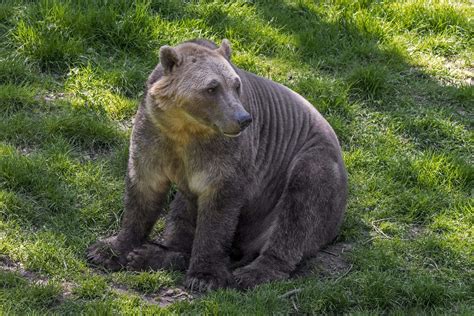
[0,0,472,314]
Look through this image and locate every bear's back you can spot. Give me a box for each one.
[237,69,340,174]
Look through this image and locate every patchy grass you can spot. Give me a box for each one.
[0,0,472,314]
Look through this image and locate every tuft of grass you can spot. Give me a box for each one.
[66,64,139,120]
[0,270,27,288]
[112,271,180,294]
[0,57,37,85]
[73,275,108,300]
[45,111,125,150]
[348,64,389,100]
[0,84,37,114]
[384,0,470,35]
[13,18,85,71]
[0,271,62,313]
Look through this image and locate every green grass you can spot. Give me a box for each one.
[0,0,472,314]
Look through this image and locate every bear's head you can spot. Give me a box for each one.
[146,39,252,138]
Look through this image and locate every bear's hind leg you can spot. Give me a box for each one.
[233,150,347,289]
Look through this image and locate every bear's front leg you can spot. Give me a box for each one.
[185,181,243,292]
[126,192,195,272]
[87,164,170,271]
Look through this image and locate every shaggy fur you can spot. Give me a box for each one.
[87,39,348,291]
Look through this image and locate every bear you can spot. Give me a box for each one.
[87,39,348,291]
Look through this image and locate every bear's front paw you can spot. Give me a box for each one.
[86,236,129,271]
[127,243,188,272]
[233,264,289,289]
[185,267,236,292]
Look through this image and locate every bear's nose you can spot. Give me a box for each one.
[237,113,253,130]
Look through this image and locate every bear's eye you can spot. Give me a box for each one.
[206,81,219,94]
[235,81,241,93]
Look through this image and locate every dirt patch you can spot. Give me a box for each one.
[1,254,194,307]
[293,242,353,278]
[407,225,425,240]
[155,287,195,307]
[39,92,67,103]
[0,255,51,286]
[79,147,114,162]
[18,145,36,156]
[108,282,195,307]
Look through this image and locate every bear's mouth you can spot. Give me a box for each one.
[223,131,241,137]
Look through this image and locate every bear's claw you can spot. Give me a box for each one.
[185,268,236,292]
[86,236,128,271]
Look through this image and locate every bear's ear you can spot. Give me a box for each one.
[217,39,232,60]
[159,45,180,75]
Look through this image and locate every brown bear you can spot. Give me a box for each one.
[87,39,348,291]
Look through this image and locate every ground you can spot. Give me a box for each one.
[0,0,473,314]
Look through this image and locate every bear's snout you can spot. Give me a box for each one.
[220,105,252,137]
[237,112,252,130]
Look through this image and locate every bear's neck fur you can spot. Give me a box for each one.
[147,106,218,146]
